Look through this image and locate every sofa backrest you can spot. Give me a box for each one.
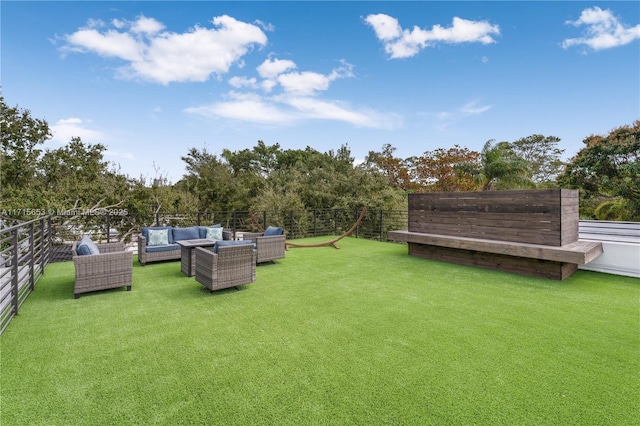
[172,226,200,241]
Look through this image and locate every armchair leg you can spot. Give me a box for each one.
[126,286,132,291]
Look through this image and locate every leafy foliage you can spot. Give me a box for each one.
[511,134,565,185]
[558,120,640,220]
[409,145,480,192]
[453,140,534,191]
[3,94,638,222]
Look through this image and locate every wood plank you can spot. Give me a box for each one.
[407,243,577,280]
[388,230,603,264]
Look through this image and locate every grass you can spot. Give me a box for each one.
[1,237,639,425]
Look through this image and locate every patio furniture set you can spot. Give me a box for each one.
[71,225,285,298]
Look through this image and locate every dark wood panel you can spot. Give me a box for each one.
[408,243,577,280]
[396,189,586,279]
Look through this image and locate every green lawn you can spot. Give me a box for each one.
[1,237,638,425]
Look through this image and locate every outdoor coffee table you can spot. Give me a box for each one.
[176,239,217,276]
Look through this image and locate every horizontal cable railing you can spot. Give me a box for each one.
[47,208,410,261]
[0,216,51,334]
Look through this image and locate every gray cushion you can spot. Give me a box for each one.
[172,226,200,241]
[213,240,254,254]
[264,226,284,236]
[76,236,100,256]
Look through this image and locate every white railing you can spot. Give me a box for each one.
[578,220,640,278]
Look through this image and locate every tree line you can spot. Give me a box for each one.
[2,94,638,221]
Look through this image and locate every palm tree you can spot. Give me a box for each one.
[456,140,533,190]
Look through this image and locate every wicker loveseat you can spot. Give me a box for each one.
[195,241,256,292]
[243,226,286,264]
[137,225,232,265]
[72,236,133,299]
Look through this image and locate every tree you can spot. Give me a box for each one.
[363,144,415,192]
[457,140,533,190]
[558,121,640,220]
[179,147,239,211]
[511,134,565,185]
[410,145,480,192]
[0,94,52,206]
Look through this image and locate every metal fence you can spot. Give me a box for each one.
[47,208,410,261]
[0,216,52,334]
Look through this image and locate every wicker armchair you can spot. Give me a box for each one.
[243,231,286,264]
[72,241,133,299]
[195,244,256,293]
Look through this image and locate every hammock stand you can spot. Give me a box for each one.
[249,208,368,250]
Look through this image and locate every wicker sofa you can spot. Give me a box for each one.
[72,237,133,299]
[195,241,256,292]
[243,226,286,264]
[137,225,232,265]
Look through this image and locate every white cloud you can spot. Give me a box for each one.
[364,13,402,41]
[562,7,640,51]
[60,15,268,84]
[50,118,134,160]
[364,13,500,59]
[428,100,492,131]
[185,91,294,124]
[229,76,258,89]
[50,118,105,144]
[277,71,333,96]
[276,60,354,96]
[129,15,165,35]
[280,96,401,129]
[257,58,297,79]
[63,29,142,62]
[460,100,491,115]
[186,90,401,130]
[185,57,390,128]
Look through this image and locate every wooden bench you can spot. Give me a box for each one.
[388,189,603,280]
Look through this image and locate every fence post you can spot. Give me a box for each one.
[29,222,35,290]
[263,211,267,229]
[11,230,18,316]
[106,213,111,243]
[232,211,237,238]
[45,216,51,268]
[313,209,318,237]
[379,210,384,241]
[289,210,294,240]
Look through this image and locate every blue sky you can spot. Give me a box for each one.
[3,1,639,183]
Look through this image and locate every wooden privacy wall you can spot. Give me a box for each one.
[388,189,602,280]
[408,189,579,246]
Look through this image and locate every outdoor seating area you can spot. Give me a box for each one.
[1,236,637,425]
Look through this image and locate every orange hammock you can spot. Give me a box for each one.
[249,208,368,250]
